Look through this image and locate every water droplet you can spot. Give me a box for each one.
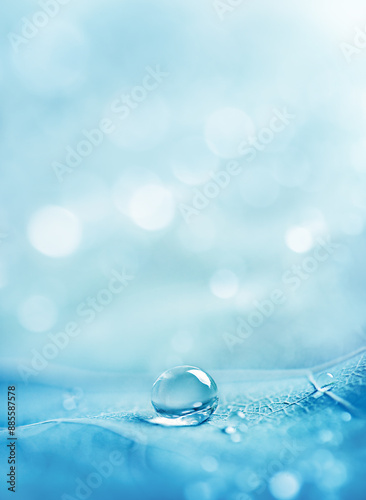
[316,372,335,391]
[149,366,218,426]
[223,426,237,435]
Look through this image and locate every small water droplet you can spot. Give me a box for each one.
[223,426,237,435]
[149,365,218,427]
[316,372,335,391]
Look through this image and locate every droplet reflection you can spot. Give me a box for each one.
[148,365,218,427]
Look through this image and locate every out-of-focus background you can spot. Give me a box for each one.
[2,3,366,500]
[1,0,366,379]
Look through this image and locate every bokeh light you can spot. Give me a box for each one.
[128,184,175,230]
[269,472,301,500]
[27,206,82,257]
[210,269,239,299]
[285,226,314,253]
[18,294,58,333]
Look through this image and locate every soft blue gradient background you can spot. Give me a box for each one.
[1,0,366,375]
[0,0,366,499]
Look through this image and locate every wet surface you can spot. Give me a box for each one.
[1,351,366,499]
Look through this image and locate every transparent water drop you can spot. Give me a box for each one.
[149,366,218,427]
[223,426,237,435]
[316,372,335,391]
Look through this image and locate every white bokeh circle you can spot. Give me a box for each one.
[18,295,58,332]
[28,205,81,257]
[128,184,175,230]
[285,226,314,253]
[210,269,239,299]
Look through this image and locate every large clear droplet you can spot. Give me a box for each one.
[316,372,335,391]
[149,365,218,426]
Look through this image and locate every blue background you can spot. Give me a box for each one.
[1,0,366,499]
